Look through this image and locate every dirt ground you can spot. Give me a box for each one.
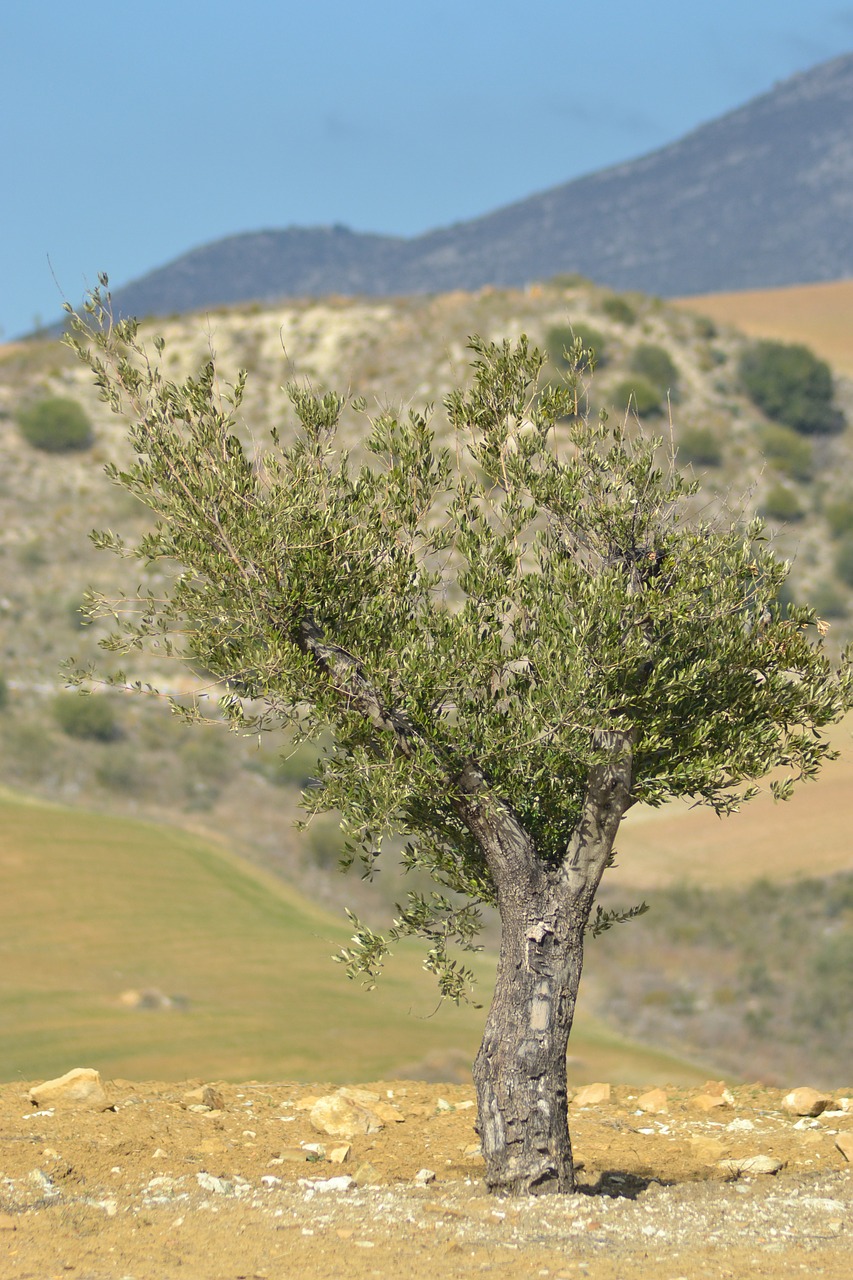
[1,1076,851,1280]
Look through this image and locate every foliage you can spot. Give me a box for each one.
[738,340,844,435]
[629,343,679,393]
[600,295,636,326]
[760,483,804,523]
[677,426,722,467]
[546,323,607,371]
[835,535,853,589]
[17,396,94,452]
[53,692,121,742]
[612,375,664,417]
[759,423,813,480]
[65,278,852,999]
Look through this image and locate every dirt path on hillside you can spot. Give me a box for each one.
[1,1077,851,1279]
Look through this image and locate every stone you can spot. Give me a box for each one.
[29,1068,109,1111]
[463,1142,483,1159]
[307,1176,355,1193]
[328,1145,351,1164]
[835,1133,853,1161]
[572,1083,611,1107]
[202,1087,225,1111]
[277,1148,312,1163]
[688,1135,727,1164]
[718,1155,784,1177]
[353,1161,380,1186]
[414,1168,436,1185]
[636,1088,668,1113]
[196,1172,233,1195]
[309,1087,402,1138]
[783,1087,832,1117]
[691,1093,730,1112]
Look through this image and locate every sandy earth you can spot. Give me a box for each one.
[1,1076,851,1280]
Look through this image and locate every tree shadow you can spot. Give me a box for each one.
[576,1169,672,1200]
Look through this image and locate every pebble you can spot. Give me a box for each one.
[414,1168,436,1185]
[718,1155,784,1177]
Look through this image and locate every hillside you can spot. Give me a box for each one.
[1,279,851,1087]
[90,52,853,322]
[675,279,853,379]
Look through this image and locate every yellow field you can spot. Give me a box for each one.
[0,791,710,1087]
[613,715,853,891]
[673,278,853,376]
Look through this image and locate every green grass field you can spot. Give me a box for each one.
[0,790,711,1087]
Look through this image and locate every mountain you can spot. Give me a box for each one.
[103,53,853,321]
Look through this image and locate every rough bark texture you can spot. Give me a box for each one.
[456,731,635,1195]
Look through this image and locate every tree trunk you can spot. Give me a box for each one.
[456,731,634,1196]
[473,877,587,1194]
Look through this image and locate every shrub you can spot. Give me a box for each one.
[17,397,94,452]
[824,499,853,539]
[600,294,636,326]
[53,693,121,741]
[738,341,844,435]
[835,535,853,588]
[760,484,804,523]
[545,323,607,371]
[630,343,679,392]
[759,424,813,480]
[678,426,722,467]
[612,376,664,417]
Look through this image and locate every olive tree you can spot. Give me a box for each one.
[66,280,851,1196]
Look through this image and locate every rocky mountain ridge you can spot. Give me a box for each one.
[91,52,853,323]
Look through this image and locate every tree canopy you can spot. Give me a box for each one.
[66,281,851,1002]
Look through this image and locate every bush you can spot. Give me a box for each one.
[600,294,636,326]
[678,426,722,467]
[824,499,853,539]
[53,693,121,741]
[630,343,679,392]
[760,484,804,523]
[612,377,664,418]
[739,341,844,435]
[17,397,94,452]
[759,424,813,480]
[835,535,853,588]
[545,323,607,371]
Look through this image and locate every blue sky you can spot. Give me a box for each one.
[2,1,853,338]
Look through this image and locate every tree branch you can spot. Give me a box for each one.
[296,612,419,758]
[561,728,635,896]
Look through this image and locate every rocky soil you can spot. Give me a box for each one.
[1,1074,851,1279]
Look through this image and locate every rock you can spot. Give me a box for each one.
[688,1135,727,1164]
[835,1096,852,1113]
[202,1086,225,1110]
[414,1168,436,1185]
[302,1175,356,1193]
[29,1068,109,1111]
[463,1142,483,1159]
[310,1087,402,1138]
[835,1133,853,1161]
[636,1088,668,1113]
[196,1172,233,1195]
[329,1145,351,1164]
[276,1148,313,1163]
[572,1083,611,1107]
[691,1093,730,1112]
[783,1087,832,1117]
[718,1155,784,1178]
[353,1161,380,1186]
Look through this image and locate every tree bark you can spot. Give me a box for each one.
[456,731,634,1195]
